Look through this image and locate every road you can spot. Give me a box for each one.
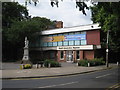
[2,67,120,89]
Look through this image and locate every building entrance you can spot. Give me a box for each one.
[66,51,73,62]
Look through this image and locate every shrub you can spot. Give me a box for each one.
[78,58,105,67]
[44,59,61,67]
[20,64,32,69]
[78,60,89,67]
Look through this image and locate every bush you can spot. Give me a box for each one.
[20,64,32,69]
[78,60,89,67]
[78,58,105,67]
[44,59,61,67]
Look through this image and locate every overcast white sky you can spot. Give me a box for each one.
[16,0,93,27]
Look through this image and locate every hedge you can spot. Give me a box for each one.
[44,59,61,67]
[78,58,105,67]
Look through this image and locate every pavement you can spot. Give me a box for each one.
[1,62,119,79]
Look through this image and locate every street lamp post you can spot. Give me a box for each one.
[106,30,110,67]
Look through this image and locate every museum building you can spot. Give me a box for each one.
[30,23,102,62]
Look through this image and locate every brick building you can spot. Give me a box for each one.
[30,23,103,62]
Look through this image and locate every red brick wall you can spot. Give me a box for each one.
[84,51,94,60]
[57,51,66,62]
[87,30,100,45]
[80,51,83,60]
[56,21,63,28]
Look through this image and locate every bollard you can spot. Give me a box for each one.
[117,62,119,66]
[36,64,38,68]
[48,63,51,68]
[88,63,90,67]
[36,64,37,68]
[76,62,79,66]
[43,64,45,67]
[39,64,41,68]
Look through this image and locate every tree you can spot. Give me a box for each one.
[6,17,54,45]
[4,16,54,61]
[91,2,120,62]
[2,2,54,61]
[2,2,29,61]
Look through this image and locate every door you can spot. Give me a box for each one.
[66,51,73,62]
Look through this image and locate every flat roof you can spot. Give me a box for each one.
[42,23,101,35]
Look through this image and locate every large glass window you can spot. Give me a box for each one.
[58,41,62,46]
[53,42,57,46]
[81,40,86,45]
[69,40,74,46]
[81,31,86,34]
[58,34,63,36]
[63,33,68,35]
[75,32,81,34]
[69,32,74,35]
[48,42,53,46]
[75,40,81,45]
[63,41,68,46]
[60,51,64,59]
[43,42,47,47]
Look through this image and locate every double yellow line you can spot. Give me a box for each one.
[106,83,120,90]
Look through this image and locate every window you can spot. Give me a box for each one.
[69,40,74,46]
[58,34,63,36]
[76,51,80,60]
[63,41,68,46]
[43,42,47,47]
[69,32,74,35]
[58,41,62,46]
[75,32,81,34]
[53,42,57,46]
[63,33,68,35]
[75,40,81,45]
[81,31,86,34]
[48,42,53,46]
[60,51,64,59]
[81,40,86,45]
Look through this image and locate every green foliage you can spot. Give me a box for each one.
[2,2,29,61]
[2,2,28,28]
[91,2,120,53]
[89,58,105,66]
[44,59,61,67]
[6,17,54,45]
[78,60,89,67]
[78,58,105,67]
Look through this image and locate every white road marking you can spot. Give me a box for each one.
[96,73,111,78]
[38,81,79,88]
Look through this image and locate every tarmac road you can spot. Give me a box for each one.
[2,67,120,89]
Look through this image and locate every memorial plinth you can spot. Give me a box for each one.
[21,37,32,64]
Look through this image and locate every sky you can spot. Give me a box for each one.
[16,0,93,27]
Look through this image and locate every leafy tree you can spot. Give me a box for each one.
[2,2,29,61]
[91,2,120,62]
[2,2,29,28]
[6,17,54,45]
[2,2,54,61]
[4,16,54,61]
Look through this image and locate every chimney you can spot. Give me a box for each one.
[55,21,63,28]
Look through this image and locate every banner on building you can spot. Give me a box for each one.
[42,34,86,42]
[64,34,86,41]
